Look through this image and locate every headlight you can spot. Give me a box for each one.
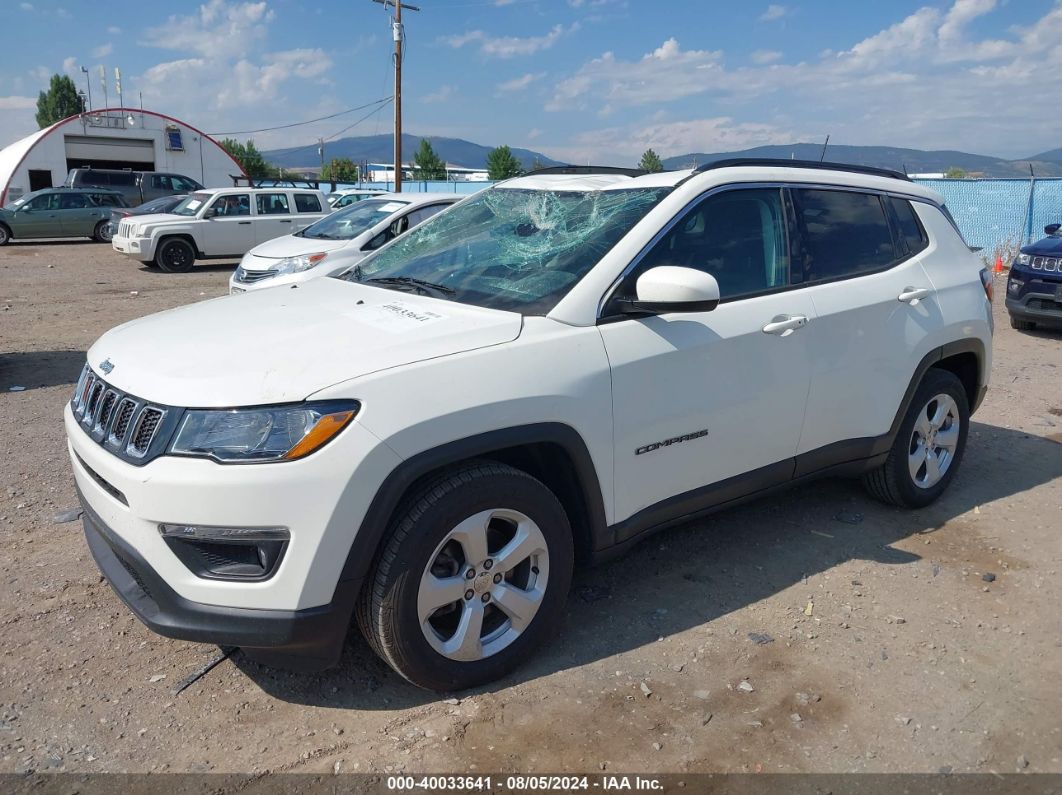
[169,401,359,463]
[1016,253,1031,266]
[275,252,329,275]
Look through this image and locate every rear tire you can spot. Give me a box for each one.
[93,220,113,243]
[357,461,574,691]
[1009,315,1036,331]
[0,224,10,246]
[863,368,969,508]
[155,238,196,273]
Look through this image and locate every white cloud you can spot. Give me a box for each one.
[496,72,545,92]
[19,2,32,11]
[61,56,77,76]
[144,0,274,57]
[750,49,782,64]
[0,96,37,110]
[107,25,121,34]
[92,43,113,59]
[442,23,577,58]
[423,84,456,103]
[760,4,788,21]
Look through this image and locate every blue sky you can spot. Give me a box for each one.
[1,0,1060,163]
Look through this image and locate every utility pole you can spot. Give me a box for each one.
[373,0,419,192]
[318,137,325,178]
[79,66,93,112]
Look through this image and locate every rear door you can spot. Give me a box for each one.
[253,192,295,243]
[57,192,100,235]
[200,193,255,256]
[292,193,326,231]
[790,187,938,464]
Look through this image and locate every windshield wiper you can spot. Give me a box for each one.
[364,276,455,297]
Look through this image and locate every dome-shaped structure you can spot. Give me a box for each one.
[0,108,247,205]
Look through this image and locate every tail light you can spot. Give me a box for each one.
[979,268,993,302]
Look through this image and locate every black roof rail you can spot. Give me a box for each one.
[522,165,647,178]
[691,158,911,182]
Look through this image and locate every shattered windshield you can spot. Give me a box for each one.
[335,186,670,313]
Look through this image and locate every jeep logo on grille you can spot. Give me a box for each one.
[99,359,115,374]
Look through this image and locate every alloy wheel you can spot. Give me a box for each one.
[418,508,549,662]
[908,393,960,489]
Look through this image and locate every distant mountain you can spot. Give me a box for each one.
[660,143,1062,178]
[1028,147,1062,165]
[264,134,562,171]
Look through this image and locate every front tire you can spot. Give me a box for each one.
[357,461,574,691]
[155,238,196,273]
[0,224,10,246]
[93,220,113,243]
[863,368,969,508]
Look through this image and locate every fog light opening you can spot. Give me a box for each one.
[159,524,289,580]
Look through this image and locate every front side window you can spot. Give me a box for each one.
[620,188,790,302]
[336,186,671,314]
[294,193,322,213]
[792,189,896,282]
[26,193,60,210]
[151,175,173,190]
[209,194,250,216]
[256,193,290,215]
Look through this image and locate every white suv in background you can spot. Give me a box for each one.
[229,192,460,293]
[67,161,992,691]
[111,187,329,272]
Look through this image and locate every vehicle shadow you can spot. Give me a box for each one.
[135,263,238,274]
[236,420,1062,709]
[0,349,85,392]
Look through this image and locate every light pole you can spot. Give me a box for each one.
[79,66,93,112]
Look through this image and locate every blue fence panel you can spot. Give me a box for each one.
[913,178,1062,252]
[328,180,493,196]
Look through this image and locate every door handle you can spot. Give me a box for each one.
[762,314,809,336]
[898,287,930,305]
[278,219,292,223]
[237,221,252,225]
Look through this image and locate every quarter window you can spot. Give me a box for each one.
[256,193,290,215]
[888,197,928,256]
[627,188,790,301]
[791,189,897,281]
[294,193,322,213]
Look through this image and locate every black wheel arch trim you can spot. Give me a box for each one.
[336,422,609,589]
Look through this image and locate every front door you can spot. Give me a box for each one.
[12,192,62,237]
[599,187,814,524]
[200,193,255,256]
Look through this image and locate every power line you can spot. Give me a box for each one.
[270,97,394,160]
[208,97,392,136]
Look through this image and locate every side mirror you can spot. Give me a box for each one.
[620,266,720,314]
[1045,223,1061,236]
[204,206,218,219]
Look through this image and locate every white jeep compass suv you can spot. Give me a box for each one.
[66,161,993,691]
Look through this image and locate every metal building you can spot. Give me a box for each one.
[0,108,246,205]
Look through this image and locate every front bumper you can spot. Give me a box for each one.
[79,484,356,669]
[111,234,153,261]
[1006,286,1062,327]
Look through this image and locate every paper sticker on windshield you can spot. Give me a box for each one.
[378,202,405,213]
[360,300,446,331]
[186,200,202,210]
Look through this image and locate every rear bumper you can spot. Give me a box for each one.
[79,485,358,670]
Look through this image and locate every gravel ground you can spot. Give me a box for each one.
[1,240,1060,776]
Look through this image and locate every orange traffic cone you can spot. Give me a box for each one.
[993,255,1004,273]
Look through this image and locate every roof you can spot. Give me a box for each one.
[193,186,327,195]
[361,191,463,207]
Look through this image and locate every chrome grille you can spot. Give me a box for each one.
[118,220,136,238]
[233,265,278,284]
[71,364,170,463]
[1031,256,1059,271]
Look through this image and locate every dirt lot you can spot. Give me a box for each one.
[1,239,1060,777]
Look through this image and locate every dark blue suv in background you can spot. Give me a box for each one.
[1007,223,1062,331]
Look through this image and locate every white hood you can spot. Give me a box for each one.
[88,279,522,407]
[132,212,196,229]
[245,233,353,261]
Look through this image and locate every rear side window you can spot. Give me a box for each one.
[888,197,928,256]
[151,175,173,190]
[92,193,121,207]
[256,193,290,215]
[60,193,89,209]
[109,172,136,187]
[294,193,322,213]
[174,176,202,191]
[792,189,896,282]
[408,204,449,226]
[77,171,109,185]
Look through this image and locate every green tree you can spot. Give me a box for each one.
[320,157,360,182]
[487,145,524,180]
[36,74,83,128]
[638,148,664,173]
[944,167,968,179]
[219,138,277,179]
[412,139,446,180]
